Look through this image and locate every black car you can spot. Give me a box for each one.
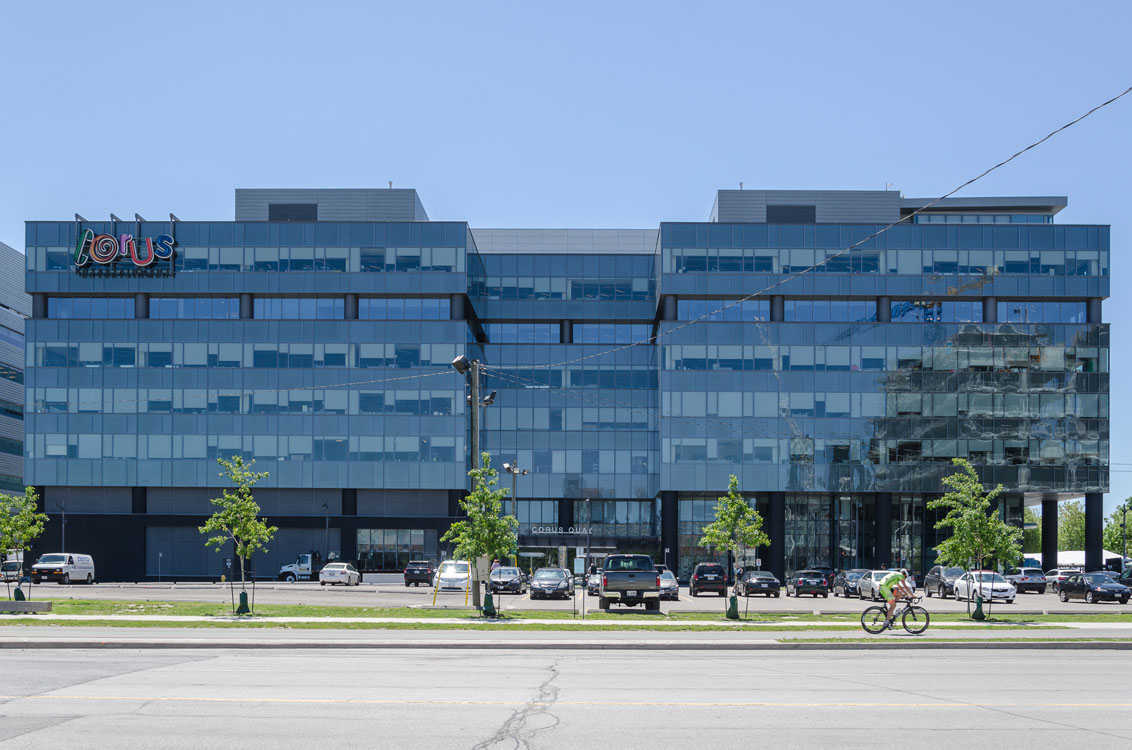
[1118,569,1132,588]
[487,566,527,595]
[1058,572,1131,604]
[832,568,870,598]
[736,570,781,597]
[689,563,728,597]
[586,573,602,596]
[529,567,574,599]
[924,565,965,599]
[786,569,830,598]
[403,560,434,587]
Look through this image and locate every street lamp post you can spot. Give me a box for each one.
[503,463,528,566]
[583,497,591,620]
[321,502,330,559]
[1122,505,1127,573]
[55,503,66,553]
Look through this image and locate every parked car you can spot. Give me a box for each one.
[30,553,95,585]
[688,562,727,597]
[530,567,573,600]
[586,573,602,596]
[857,570,889,601]
[887,568,917,590]
[786,569,830,598]
[433,560,471,591]
[319,562,361,586]
[1045,568,1081,593]
[1,550,22,582]
[403,560,434,587]
[1118,569,1132,587]
[924,565,965,598]
[599,554,661,610]
[1005,567,1047,593]
[811,567,837,584]
[654,564,669,575]
[659,570,680,601]
[832,569,869,598]
[954,571,1016,604]
[736,570,781,597]
[488,566,527,595]
[1058,572,1130,604]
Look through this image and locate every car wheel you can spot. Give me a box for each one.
[1121,597,1129,605]
[1039,587,1047,595]
[1059,590,1069,602]
[284,574,296,583]
[320,581,325,586]
[86,574,93,585]
[61,574,69,585]
[823,593,829,598]
[1086,591,1096,604]
[925,587,932,598]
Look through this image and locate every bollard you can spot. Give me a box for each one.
[483,592,496,618]
[971,593,986,621]
[235,590,251,615]
[726,594,739,620]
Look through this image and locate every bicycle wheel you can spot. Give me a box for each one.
[860,606,888,634]
[901,606,930,634]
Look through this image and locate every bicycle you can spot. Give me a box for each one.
[860,595,930,634]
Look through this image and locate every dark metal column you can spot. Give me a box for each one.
[876,297,891,322]
[661,296,677,321]
[131,487,147,514]
[1086,493,1104,571]
[1087,298,1103,324]
[559,320,573,344]
[449,294,465,320]
[874,492,893,568]
[769,492,785,579]
[771,296,784,322]
[661,491,678,575]
[240,293,253,320]
[983,297,998,323]
[1042,499,1059,571]
[32,293,47,319]
[344,294,358,320]
[134,293,149,319]
[559,498,574,530]
[342,488,357,516]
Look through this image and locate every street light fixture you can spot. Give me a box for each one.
[55,502,66,553]
[321,502,330,559]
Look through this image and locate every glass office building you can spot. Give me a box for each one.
[23,189,1109,580]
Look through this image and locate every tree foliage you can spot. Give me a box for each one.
[1058,500,1087,551]
[928,459,1022,574]
[199,456,277,594]
[1022,507,1041,554]
[0,487,48,599]
[698,475,770,558]
[1102,498,1132,559]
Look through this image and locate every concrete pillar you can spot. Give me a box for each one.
[769,492,785,579]
[1086,493,1104,571]
[344,294,358,320]
[661,296,677,322]
[559,320,572,344]
[1042,499,1059,571]
[661,491,678,575]
[131,487,147,514]
[342,488,357,516]
[240,293,254,320]
[448,489,464,519]
[876,296,891,323]
[558,498,574,532]
[449,294,465,321]
[134,293,149,319]
[874,492,893,568]
[1087,298,1103,324]
[32,293,47,319]
[983,296,998,323]
[771,296,784,322]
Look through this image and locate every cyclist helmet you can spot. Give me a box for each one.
[900,568,909,577]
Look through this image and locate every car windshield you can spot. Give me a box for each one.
[1021,569,1043,575]
[38,555,66,564]
[748,572,776,579]
[846,571,866,580]
[326,564,345,569]
[535,569,566,580]
[797,571,821,577]
[697,565,724,574]
[494,568,520,577]
[1,562,17,570]
[1085,574,1113,584]
[440,563,468,575]
[972,572,1006,583]
[606,557,655,571]
[943,567,964,576]
[660,572,676,581]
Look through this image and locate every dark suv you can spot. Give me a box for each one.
[924,565,965,599]
[403,560,434,587]
[689,562,727,597]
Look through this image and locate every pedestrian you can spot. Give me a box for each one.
[491,558,501,572]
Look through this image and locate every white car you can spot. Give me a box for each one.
[433,560,471,591]
[318,562,361,586]
[857,570,889,601]
[953,571,1015,604]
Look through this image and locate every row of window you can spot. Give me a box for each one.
[662,247,1107,276]
[475,277,654,301]
[0,326,23,349]
[662,344,1106,373]
[574,324,652,345]
[30,342,463,369]
[484,323,560,344]
[913,214,1053,224]
[678,299,770,322]
[150,298,240,320]
[33,434,461,462]
[497,451,656,476]
[359,298,450,320]
[356,529,438,572]
[255,298,344,320]
[49,296,453,321]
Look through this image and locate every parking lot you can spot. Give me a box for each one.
[18,577,1132,615]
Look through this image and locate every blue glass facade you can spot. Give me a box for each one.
[22,190,1111,580]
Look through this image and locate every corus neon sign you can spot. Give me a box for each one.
[73,228,175,269]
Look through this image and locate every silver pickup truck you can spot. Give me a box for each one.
[598,554,661,611]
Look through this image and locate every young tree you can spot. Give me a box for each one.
[0,487,48,599]
[199,456,277,611]
[928,459,1023,617]
[1058,500,1087,551]
[698,475,771,613]
[441,452,518,611]
[1102,498,1132,563]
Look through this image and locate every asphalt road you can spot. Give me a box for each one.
[21,579,1132,615]
[0,648,1129,749]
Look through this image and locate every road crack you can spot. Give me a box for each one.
[471,659,562,750]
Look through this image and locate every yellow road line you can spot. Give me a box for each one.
[0,695,1129,708]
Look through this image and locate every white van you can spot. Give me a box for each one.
[1,550,23,582]
[31,553,96,585]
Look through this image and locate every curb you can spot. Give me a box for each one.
[2,639,1130,651]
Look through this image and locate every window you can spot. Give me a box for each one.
[268,203,317,221]
[484,324,559,344]
[766,205,816,223]
[254,298,344,319]
[149,298,240,319]
[359,298,450,320]
[47,297,135,319]
[890,300,982,323]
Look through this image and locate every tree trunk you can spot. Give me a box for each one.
[239,553,247,593]
[472,565,481,609]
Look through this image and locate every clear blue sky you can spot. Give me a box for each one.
[2,1,1129,513]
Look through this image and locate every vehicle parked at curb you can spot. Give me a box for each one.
[433,560,471,591]
[1058,572,1131,604]
[832,569,869,598]
[857,570,889,601]
[887,569,916,590]
[736,570,781,597]
[319,562,361,586]
[688,562,727,597]
[599,554,661,610]
[1045,568,1081,593]
[30,553,95,585]
[786,569,830,598]
[659,570,680,601]
[279,552,336,582]
[1118,569,1132,587]
[530,568,573,600]
[954,571,1016,603]
[488,566,527,595]
[1005,567,1047,594]
[1,550,23,582]
[403,560,434,587]
[924,565,965,598]
[586,573,602,596]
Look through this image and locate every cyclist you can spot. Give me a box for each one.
[879,568,913,629]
